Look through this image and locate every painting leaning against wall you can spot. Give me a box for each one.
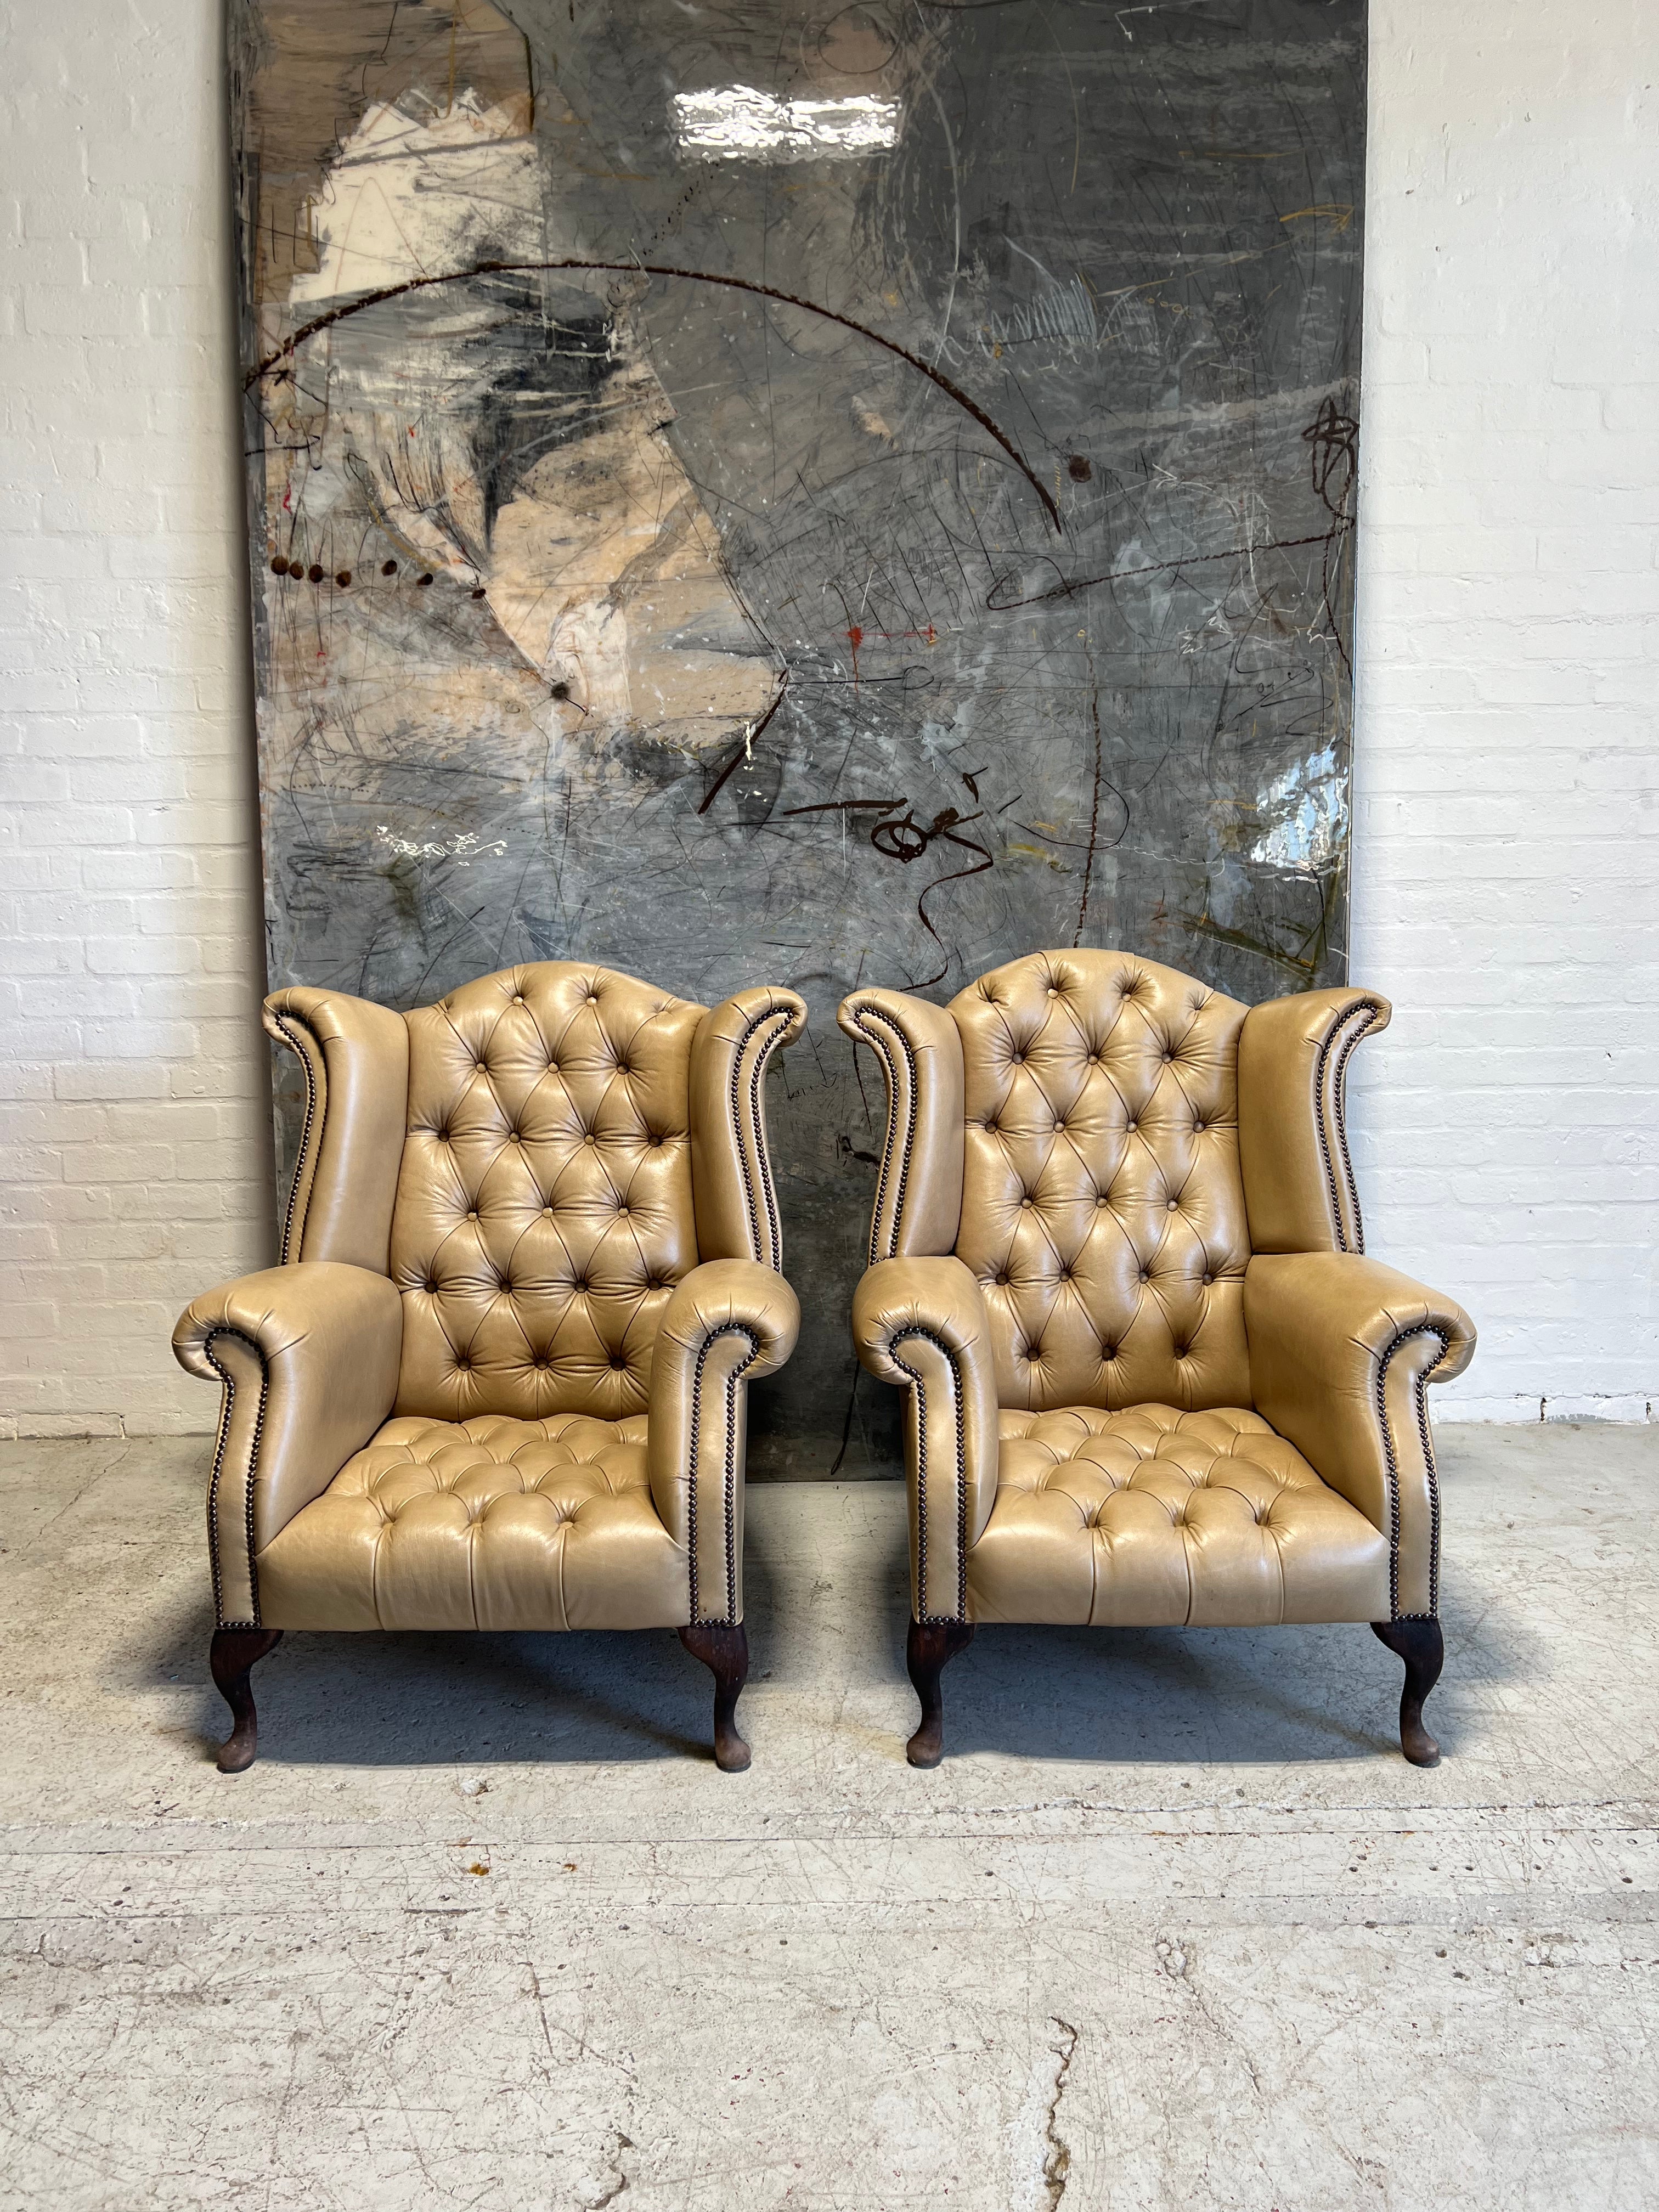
[230,0,1365,1475]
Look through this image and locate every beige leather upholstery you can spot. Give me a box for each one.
[173,1261,404,1628]
[852,1255,1000,1622]
[646,1259,800,1625]
[970,1407,1391,1626]
[257,1413,682,1632]
[838,990,964,1262]
[843,949,1475,1639]
[690,988,808,1271]
[176,962,803,1638]
[1238,986,1390,1255]
[264,987,409,1273]
[1246,1251,1474,1618]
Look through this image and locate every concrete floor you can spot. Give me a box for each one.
[0,1426,1655,2210]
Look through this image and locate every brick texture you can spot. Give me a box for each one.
[0,1,275,1436]
[1348,1,1659,1421]
[0,1,1652,1433]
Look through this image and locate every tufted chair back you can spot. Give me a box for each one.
[266,960,792,1427]
[952,949,1251,1413]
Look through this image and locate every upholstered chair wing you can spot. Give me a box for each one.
[840,950,1474,1768]
[175,962,804,1772]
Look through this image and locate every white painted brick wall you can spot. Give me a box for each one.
[0,0,1652,1434]
[1349,0,1659,1420]
[0,0,275,1436]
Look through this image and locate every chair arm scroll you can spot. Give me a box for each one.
[837,988,965,1262]
[1238,986,1392,1256]
[1245,1252,1476,1618]
[852,1255,999,1623]
[172,1262,404,1629]
[689,986,806,1272]
[647,1259,801,1626]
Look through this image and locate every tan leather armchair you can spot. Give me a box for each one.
[174,962,804,1773]
[840,951,1475,1767]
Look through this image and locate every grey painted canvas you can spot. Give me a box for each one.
[231,0,1365,1475]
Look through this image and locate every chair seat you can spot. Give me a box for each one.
[255,1414,688,1633]
[966,1405,1391,1628]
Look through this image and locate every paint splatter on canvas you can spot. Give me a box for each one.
[231,0,1365,1472]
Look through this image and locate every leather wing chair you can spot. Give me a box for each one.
[174,961,804,1773]
[840,950,1475,1768]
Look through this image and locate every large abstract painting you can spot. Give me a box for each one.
[231,0,1365,1474]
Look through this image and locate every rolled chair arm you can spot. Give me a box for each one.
[647,1259,801,1626]
[837,987,966,1262]
[173,1262,404,1629]
[1238,986,1391,1256]
[689,986,807,1273]
[851,1255,1000,1623]
[262,986,409,1272]
[1244,1252,1476,1620]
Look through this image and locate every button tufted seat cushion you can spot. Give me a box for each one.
[256,1413,688,1632]
[967,1404,1390,1628]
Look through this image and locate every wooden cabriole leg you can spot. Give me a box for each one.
[1372,1617,1445,1767]
[209,1627,283,1773]
[905,1617,975,1769]
[679,1622,751,1772]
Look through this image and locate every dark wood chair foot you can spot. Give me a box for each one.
[209,1627,283,1773]
[1372,1617,1444,1767]
[679,1623,751,1771]
[905,1618,975,1768]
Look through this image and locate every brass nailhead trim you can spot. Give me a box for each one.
[199,1325,270,1631]
[885,1325,969,1624]
[848,1004,918,1267]
[1374,1322,1451,1620]
[1315,998,1385,1255]
[268,1010,321,1266]
[686,1322,761,1627]
[726,1005,794,1269]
